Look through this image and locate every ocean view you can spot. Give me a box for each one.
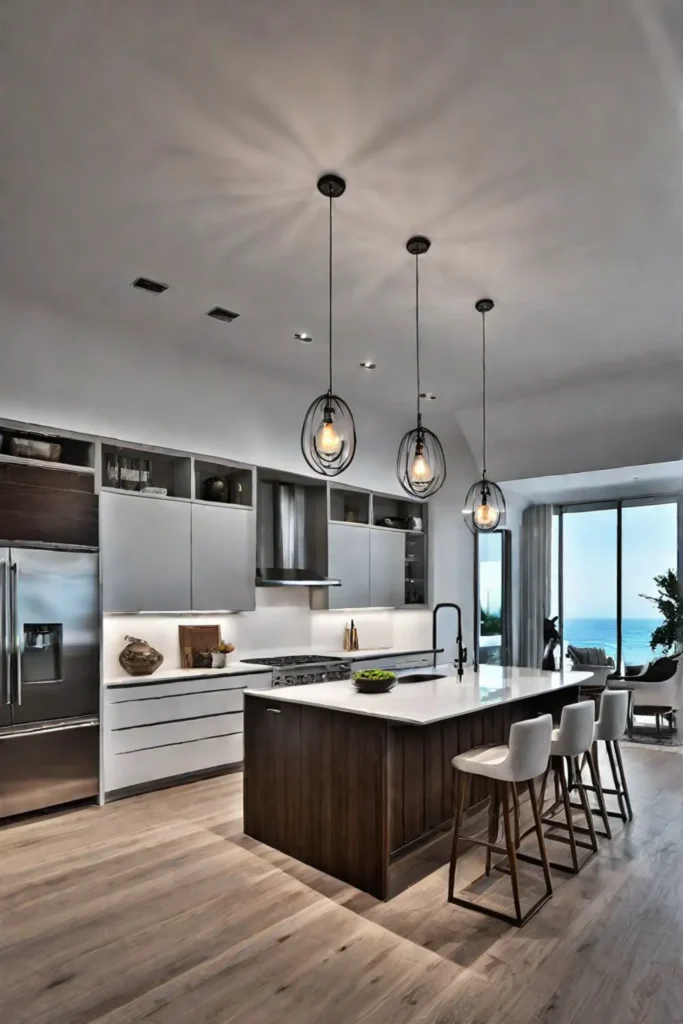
[564,617,664,667]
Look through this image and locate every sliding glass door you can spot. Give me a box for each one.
[562,506,618,664]
[552,498,680,671]
[475,530,512,666]
[621,501,679,667]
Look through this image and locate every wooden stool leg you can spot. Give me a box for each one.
[586,749,611,839]
[538,763,551,817]
[613,739,633,821]
[501,781,522,924]
[485,780,498,876]
[573,755,598,853]
[557,763,580,873]
[512,782,521,849]
[528,779,552,897]
[448,768,469,899]
[605,740,628,822]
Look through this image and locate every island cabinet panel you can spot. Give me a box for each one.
[243,683,579,900]
[244,695,388,898]
[388,689,573,855]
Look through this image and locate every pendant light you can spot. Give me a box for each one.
[396,236,446,497]
[463,298,506,532]
[301,174,357,477]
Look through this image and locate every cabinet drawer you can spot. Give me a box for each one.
[107,688,244,729]
[106,733,243,793]
[105,672,266,703]
[108,712,243,755]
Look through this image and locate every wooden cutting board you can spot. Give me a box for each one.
[178,625,221,668]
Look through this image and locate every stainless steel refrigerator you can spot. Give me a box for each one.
[0,546,99,819]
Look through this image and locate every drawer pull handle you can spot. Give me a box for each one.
[266,707,282,714]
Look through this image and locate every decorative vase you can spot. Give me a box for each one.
[119,635,164,676]
[211,651,227,668]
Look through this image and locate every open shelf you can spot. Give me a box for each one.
[330,487,370,525]
[102,444,191,498]
[0,453,95,475]
[373,494,425,531]
[0,426,94,472]
[194,460,253,506]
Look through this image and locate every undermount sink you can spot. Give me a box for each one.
[397,672,446,684]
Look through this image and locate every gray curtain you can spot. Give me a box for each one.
[520,504,552,667]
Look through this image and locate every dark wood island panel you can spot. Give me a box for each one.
[244,685,578,900]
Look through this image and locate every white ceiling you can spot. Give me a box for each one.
[503,459,683,504]
[2,0,682,478]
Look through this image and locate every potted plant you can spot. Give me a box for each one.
[352,668,397,694]
[210,641,235,668]
[640,569,682,655]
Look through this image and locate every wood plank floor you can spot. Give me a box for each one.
[1,744,682,1024]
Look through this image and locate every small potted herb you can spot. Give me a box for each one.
[352,668,397,694]
[211,641,235,668]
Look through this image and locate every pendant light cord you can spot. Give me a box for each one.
[481,308,487,477]
[328,194,333,394]
[415,253,421,425]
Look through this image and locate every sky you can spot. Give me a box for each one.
[552,502,678,620]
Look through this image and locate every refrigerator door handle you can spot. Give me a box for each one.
[0,715,99,739]
[11,563,22,706]
[1,561,9,706]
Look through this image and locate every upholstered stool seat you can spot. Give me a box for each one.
[448,714,554,927]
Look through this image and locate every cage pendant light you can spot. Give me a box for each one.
[463,298,506,533]
[300,174,357,477]
[396,236,446,498]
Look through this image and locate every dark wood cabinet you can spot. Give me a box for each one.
[244,686,578,900]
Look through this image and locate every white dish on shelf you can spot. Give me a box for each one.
[141,486,168,496]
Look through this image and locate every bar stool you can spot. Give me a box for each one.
[580,689,633,831]
[536,700,610,873]
[448,714,553,927]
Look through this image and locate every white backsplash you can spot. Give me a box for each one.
[102,589,431,679]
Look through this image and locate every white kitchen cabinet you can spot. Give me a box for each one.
[103,671,271,796]
[327,523,371,609]
[191,502,256,611]
[369,528,405,608]
[100,491,191,612]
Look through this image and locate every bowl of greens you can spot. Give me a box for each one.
[352,668,397,694]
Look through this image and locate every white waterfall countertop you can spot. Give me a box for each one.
[244,664,592,726]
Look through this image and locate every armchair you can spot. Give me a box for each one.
[566,644,616,689]
[609,654,683,734]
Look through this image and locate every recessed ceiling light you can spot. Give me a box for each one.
[207,306,240,323]
[131,276,168,294]
[360,361,376,370]
[295,332,313,343]
[420,392,436,400]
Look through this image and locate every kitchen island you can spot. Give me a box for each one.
[243,665,591,899]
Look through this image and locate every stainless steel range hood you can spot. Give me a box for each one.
[256,481,340,587]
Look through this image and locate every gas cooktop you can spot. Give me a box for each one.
[241,654,351,686]
[241,654,346,667]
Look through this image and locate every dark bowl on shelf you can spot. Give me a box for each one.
[352,670,397,694]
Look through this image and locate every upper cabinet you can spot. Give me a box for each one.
[326,523,371,609]
[191,503,255,612]
[100,449,257,613]
[312,486,428,610]
[101,491,192,612]
[369,529,405,608]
